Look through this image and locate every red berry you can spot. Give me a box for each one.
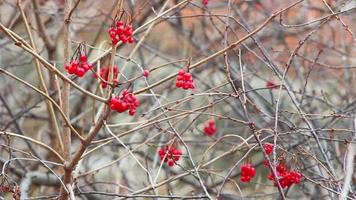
[240,176,251,183]
[143,69,150,77]
[168,160,174,167]
[116,21,124,27]
[176,70,195,90]
[119,35,128,43]
[263,143,274,155]
[158,146,182,167]
[124,26,133,36]
[75,67,85,77]
[80,54,87,62]
[240,163,256,180]
[65,64,76,74]
[203,119,217,136]
[116,26,124,35]
[109,90,139,115]
[128,37,134,43]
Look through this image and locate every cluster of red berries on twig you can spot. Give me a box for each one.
[65,44,93,77]
[158,146,182,167]
[203,119,217,136]
[110,89,139,115]
[267,163,302,188]
[94,65,119,88]
[262,143,302,188]
[108,20,134,45]
[202,0,209,6]
[263,143,274,155]
[240,163,256,183]
[176,69,195,90]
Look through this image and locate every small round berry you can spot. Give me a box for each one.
[80,54,87,62]
[168,160,174,167]
[143,69,150,77]
[128,37,135,43]
[75,67,85,77]
[112,38,119,45]
[116,21,124,27]
[240,176,251,183]
[178,69,185,75]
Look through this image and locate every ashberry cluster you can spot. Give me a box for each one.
[202,0,209,6]
[176,69,195,90]
[65,54,93,77]
[108,20,134,45]
[267,163,302,188]
[94,66,119,88]
[240,163,256,183]
[110,89,139,115]
[263,143,274,155]
[158,146,182,167]
[203,119,217,136]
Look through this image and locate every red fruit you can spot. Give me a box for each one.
[183,73,191,80]
[143,69,150,77]
[128,37,135,43]
[158,146,182,167]
[80,54,87,62]
[124,26,133,36]
[240,163,256,180]
[176,70,195,90]
[81,63,90,71]
[263,159,270,167]
[109,90,139,115]
[112,38,119,45]
[263,143,274,155]
[276,163,287,173]
[116,21,124,27]
[71,61,79,68]
[75,67,85,77]
[203,119,217,136]
[119,35,128,43]
[240,176,251,183]
[65,64,76,74]
[128,109,136,116]
[202,0,209,6]
[267,163,302,188]
[178,69,185,75]
[116,26,124,35]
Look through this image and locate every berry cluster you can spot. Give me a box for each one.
[202,0,209,6]
[262,144,302,188]
[176,69,195,90]
[94,66,119,88]
[267,163,302,188]
[65,54,93,77]
[266,80,278,89]
[158,146,182,167]
[108,20,134,45]
[263,143,274,155]
[240,163,256,183]
[203,119,217,136]
[110,89,139,115]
